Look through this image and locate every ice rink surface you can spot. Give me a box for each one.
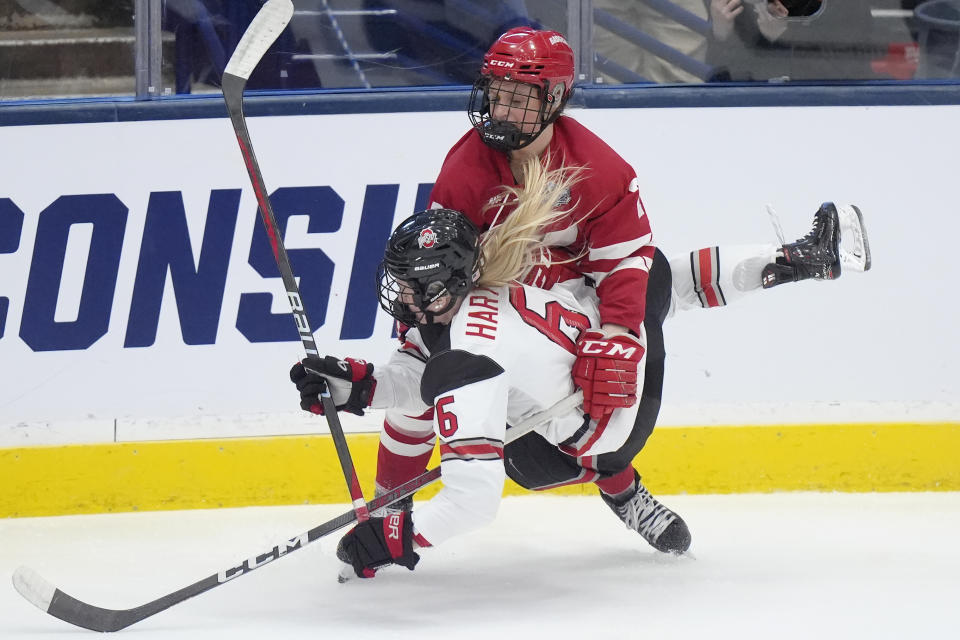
[1,492,958,639]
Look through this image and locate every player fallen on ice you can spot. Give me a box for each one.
[290,151,870,578]
[291,160,691,578]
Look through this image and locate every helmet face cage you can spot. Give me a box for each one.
[377,267,460,326]
[376,210,482,326]
[468,75,558,152]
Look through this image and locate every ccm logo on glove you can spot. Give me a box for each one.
[573,330,645,419]
[578,339,640,358]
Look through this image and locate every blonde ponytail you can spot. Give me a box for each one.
[477,154,588,288]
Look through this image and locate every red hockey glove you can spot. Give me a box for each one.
[289,355,376,416]
[572,330,645,419]
[336,512,420,579]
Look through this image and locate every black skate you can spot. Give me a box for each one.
[600,471,691,554]
[762,202,841,289]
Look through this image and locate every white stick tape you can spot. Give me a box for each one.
[224,0,295,80]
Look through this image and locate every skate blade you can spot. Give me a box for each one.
[837,204,872,272]
[657,549,697,562]
[765,204,787,246]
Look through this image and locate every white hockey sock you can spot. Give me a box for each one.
[669,244,778,312]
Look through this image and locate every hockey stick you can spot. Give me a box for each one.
[219,0,371,522]
[12,390,583,632]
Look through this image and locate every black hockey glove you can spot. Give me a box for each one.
[336,512,420,579]
[289,356,376,416]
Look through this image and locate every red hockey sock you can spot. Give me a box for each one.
[375,412,437,492]
[594,466,637,501]
[376,443,433,491]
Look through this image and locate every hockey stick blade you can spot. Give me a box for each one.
[9,475,434,633]
[223,0,293,81]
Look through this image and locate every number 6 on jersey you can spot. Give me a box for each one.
[436,395,459,437]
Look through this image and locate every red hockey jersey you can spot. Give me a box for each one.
[429,116,655,334]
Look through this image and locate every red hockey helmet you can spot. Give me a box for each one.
[481,27,575,101]
[468,28,576,151]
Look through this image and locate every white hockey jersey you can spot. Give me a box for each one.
[373,280,647,547]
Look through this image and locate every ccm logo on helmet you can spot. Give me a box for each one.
[580,340,638,358]
[489,59,514,68]
[418,228,437,248]
[549,35,568,46]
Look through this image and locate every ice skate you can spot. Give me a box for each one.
[762,202,841,289]
[600,471,691,554]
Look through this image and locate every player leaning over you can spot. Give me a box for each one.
[370,25,871,533]
[293,160,687,579]
[436,27,654,422]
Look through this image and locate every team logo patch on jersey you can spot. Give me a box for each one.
[547,181,571,207]
[418,227,437,248]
